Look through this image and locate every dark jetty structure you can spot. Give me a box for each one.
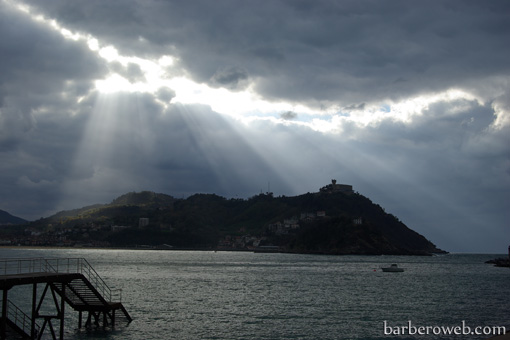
[0,258,131,339]
[485,246,510,268]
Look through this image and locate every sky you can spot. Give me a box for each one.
[1,0,509,253]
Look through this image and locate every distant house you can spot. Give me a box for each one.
[317,211,326,217]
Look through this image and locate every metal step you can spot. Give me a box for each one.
[1,258,132,339]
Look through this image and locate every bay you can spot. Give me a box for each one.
[1,248,508,340]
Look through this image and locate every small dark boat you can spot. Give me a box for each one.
[381,264,404,272]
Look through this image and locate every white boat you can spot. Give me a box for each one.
[381,264,404,272]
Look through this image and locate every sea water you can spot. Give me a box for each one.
[0,248,508,340]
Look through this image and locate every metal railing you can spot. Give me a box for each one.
[0,298,40,337]
[0,258,122,302]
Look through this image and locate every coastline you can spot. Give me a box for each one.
[0,244,449,256]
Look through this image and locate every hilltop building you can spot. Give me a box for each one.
[319,179,354,194]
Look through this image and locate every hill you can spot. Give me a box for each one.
[31,191,176,226]
[7,185,446,255]
[0,209,27,225]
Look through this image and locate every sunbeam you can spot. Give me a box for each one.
[164,104,293,197]
[58,91,159,209]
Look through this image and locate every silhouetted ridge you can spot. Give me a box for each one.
[7,183,446,255]
[0,209,27,225]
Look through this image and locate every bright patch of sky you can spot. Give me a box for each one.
[5,0,485,135]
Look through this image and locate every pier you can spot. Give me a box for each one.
[0,258,132,339]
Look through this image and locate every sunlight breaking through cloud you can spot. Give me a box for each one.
[5,0,492,135]
[1,0,509,253]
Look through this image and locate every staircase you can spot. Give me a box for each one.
[51,274,132,327]
[1,258,132,339]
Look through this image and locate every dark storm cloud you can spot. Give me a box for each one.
[280,111,298,120]
[156,88,176,103]
[109,62,145,83]
[210,66,250,91]
[343,103,365,112]
[0,3,104,96]
[20,0,510,107]
[0,1,107,216]
[0,1,105,150]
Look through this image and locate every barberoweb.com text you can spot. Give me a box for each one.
[384,321,506,336]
